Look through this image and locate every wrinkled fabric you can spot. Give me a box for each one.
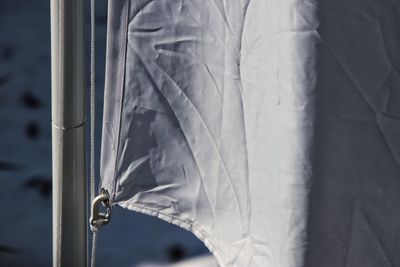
[101,0,318,266]
[305,0,400,266]
[101,0,318,267]
[101,0,400,265]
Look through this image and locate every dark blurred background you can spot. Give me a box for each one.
[0,1,209,266]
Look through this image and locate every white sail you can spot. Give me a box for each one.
[101,1,318,266]
[101,0,400,266]
[305,0,400,266]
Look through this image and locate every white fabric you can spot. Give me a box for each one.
[101,0,400,266]
[305,0,400,266]
[101,1,318,266]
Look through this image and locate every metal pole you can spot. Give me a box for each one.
[51,0,87,266]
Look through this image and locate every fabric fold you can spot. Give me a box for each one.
[101,0,318,266]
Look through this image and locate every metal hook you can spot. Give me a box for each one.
[90,188,111,232]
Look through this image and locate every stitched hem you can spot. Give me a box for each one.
[117,201,225,267]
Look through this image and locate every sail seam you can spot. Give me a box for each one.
[111,0,130,202]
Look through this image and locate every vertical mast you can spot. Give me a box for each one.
[50,0,87,266]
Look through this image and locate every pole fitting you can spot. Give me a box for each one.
[90,188,111,232]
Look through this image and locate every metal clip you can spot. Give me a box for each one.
[90,188,111,232]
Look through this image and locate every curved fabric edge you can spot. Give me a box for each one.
[117,201,225,267]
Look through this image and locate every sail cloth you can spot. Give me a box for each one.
[100,0,317,265]
[305,0,400,266]
[101,0,318,266]
[101,0,400,265]
[101,0,400,266]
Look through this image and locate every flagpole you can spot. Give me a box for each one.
[50,0,87,266]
